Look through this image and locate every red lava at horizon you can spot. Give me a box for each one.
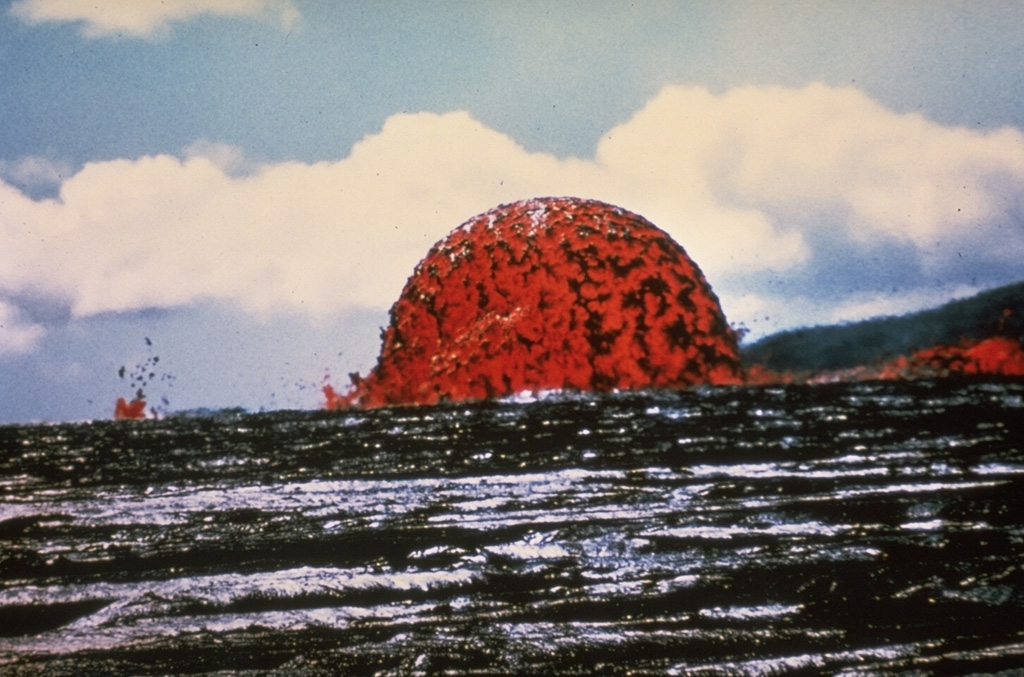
[113,337,174,419]
[871,335,1024,380]
[745,334,1024,385]
[99,195,1024,420]
[114,395,147,420]
[329,197,742,408]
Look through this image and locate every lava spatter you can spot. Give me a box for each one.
[114,393,147,420]
[878,335,1024,380]
[745,334,1024,385]
[337,197,741,408]
[113,337,175,419]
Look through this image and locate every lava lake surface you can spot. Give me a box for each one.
[2,380,1023,674]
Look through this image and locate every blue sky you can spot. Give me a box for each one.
[2,1,1024,423]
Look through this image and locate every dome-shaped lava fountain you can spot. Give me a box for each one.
[333,197,742,408]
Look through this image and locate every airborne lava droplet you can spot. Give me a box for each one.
[337,197,742,408]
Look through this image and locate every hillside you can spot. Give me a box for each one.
[741,280,1024,372]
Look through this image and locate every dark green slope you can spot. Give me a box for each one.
[741,280,1024,372]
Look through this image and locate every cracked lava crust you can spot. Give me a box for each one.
[338,197,742,408]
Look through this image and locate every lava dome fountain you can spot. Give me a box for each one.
[337,197,742,408]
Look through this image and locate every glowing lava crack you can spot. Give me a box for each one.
[333,197,742,408]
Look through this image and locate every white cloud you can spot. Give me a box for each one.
[9,0,300,38]
[0,156,73,190]
[182,140,255,176]
[717,292,827,342]
[600,84,1024,265]
[826,284,983,325]
[720,284,987,343]
[1,84,1023,343]
[0,300,45,356]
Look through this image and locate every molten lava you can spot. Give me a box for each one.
[745,335,1024,385]
[334,197,742,408]
[886,336,1024,379]
[114,396,147,420]
[112,337,174,420]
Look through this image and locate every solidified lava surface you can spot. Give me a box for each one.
[339,197,741,408]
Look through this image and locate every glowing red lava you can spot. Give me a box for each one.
[114,397,147,420]
[112,338,170,420]
[885,336,1024,379]
[745,335,1024,385]
[331,197,742,408]
[322,384,346,410]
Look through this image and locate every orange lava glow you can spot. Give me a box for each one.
[893,336,1024,378]
[745,335,1024,385]
[329,197,742,408]
[114,397,147,420]
[322,384,346,410]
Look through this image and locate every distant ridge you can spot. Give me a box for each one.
[741,280,1024,372]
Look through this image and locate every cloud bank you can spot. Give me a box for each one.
[0,156,73,192]
[0,300,45,356]
[9,0,300,38]
[2,84,1023,355]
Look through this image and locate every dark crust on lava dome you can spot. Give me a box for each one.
[350,197,742,407]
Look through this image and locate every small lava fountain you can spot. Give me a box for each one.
[114,392,147,420]
[330,197,742,408]
[114,337,174,419]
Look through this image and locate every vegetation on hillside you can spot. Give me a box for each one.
[741,281,1024,372]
